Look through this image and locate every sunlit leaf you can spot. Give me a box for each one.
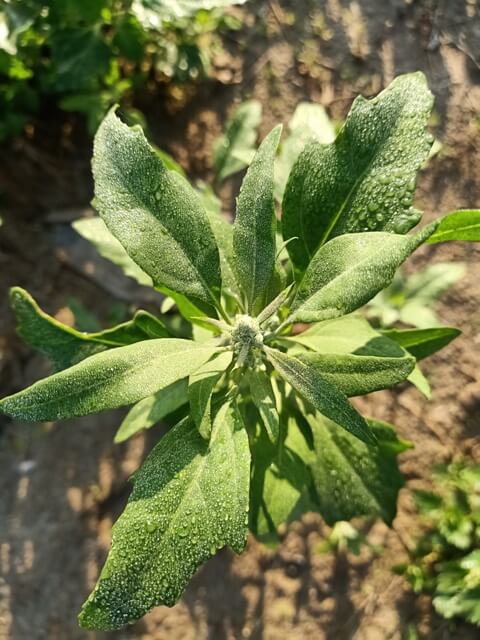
[283,73,434,272]
[79,400,250,630]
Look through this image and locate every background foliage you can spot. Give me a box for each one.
[0,0,245,138]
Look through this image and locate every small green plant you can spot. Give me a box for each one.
[1,73,480,630]
[366,261,466,329]
[0,0,246,139]
[395,462,480,626]
[318,520,382,557]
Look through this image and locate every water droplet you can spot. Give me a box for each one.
[378,174,390,185]
[145,519,157,534]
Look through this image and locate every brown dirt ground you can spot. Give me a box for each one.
[1,1,480,639]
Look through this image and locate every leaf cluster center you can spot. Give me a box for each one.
[229,314,264,366]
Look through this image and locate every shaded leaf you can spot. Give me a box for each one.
[72,217,153,287]
[252,413,316,543]
[0,339,221,421]
[248,369,279,443]
[114,379,189,443]
[308,414,412,525]
[188,351,233,439]
[403,262,465,301]
[233,125,282,313]
[198,184,239,297]
[79,401,250,630]
[381,327,461,360]
[265,347,374,444]
[283,73,434,272]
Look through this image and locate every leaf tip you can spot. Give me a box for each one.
[78,597,113,631]
[9,285,28,307]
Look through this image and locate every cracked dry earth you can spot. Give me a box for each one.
[1,1,480,638]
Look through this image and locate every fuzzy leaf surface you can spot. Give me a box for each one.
[199,185,239,296]
[10,287,168,370]
[308,415,411,525]
[295,349,415,397]
[79,402,250,630]
[427,209,480,244]
[289,224,436,323]
[93,109,221,307]
[233,125,282,313]
[0,340,220,421]
[283,73,434,272]
[114,379,189,443]
[265,347,374,444]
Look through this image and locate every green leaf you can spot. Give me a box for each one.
[213,100,262,181]
[188,351,233,439]
[381,327,461,360]
[251,413,315,542]
[79,401,250,630]
[274,102,335,202]
[426,209,480,244]
[257,283,294,326]
[154,146,186,176]
[0,339,221,421]
[50,28,111,92]
[132,310,170,339]
[72,217,153,287]
[198,184,239,297]
[264,347,375,444]
[282,313,395,354]
[294,348,415,397]
[9,287,168,370]
[114,379,188,443]
[408,365,431,399]
[289,224,437,323]
[308,414,411,525]
[157,286,214,329]
[233,125,282,313]
[283,73,434,272]
[248,369,279,443]
[93,109,221,308]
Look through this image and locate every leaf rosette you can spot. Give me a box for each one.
[1,73,479,629]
